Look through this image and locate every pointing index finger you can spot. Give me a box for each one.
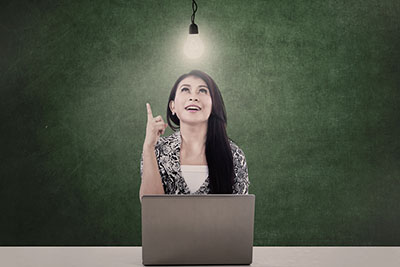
[146,103,153,120]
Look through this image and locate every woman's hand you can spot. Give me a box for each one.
[143,103,168,149]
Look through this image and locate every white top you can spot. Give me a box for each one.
[180,165,208,193]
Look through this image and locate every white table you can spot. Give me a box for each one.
[1,247,399,267]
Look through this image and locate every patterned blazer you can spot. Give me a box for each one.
[140,130,250,194]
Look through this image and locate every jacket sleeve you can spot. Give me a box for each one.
[232,145,250,194]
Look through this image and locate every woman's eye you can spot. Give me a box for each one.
[181,87,189,92]
[199,89,208,93]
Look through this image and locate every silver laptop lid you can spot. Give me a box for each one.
[141,194,255,265]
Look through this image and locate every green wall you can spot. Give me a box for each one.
[1,0,399,245]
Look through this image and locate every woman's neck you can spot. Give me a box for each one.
[180,123,207,152]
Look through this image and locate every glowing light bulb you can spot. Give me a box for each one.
[183,34,204,59]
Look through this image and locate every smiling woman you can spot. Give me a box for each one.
[139,70,250,201]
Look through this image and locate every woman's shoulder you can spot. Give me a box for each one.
[228,139,246,158]
[229,139,248,179]
[155,131,180,153]
[157,131,179,144]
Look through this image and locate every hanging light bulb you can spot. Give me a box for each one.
[184,32,204,59]
[184,0,204,59]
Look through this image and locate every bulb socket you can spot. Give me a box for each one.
[189,23,199,34]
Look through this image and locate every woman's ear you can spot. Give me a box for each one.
[169,100,175,113]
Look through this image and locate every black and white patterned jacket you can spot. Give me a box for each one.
[140,130,250,194]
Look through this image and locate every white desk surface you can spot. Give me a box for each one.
[1,247,399,267]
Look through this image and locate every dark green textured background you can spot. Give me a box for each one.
[1,0,399,245]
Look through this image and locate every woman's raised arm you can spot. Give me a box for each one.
[139,103,168,203]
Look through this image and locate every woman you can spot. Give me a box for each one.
[139,70,249,201]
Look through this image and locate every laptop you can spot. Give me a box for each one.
[141,194,255,265]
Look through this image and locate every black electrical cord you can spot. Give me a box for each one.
[191,0,198,24]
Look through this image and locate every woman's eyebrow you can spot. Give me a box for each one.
[180,84,208,89]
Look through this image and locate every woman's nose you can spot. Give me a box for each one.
[189,97,199,101]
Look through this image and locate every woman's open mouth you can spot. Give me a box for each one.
[185,105,201,113]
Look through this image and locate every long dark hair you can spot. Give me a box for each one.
[166,70,234,194]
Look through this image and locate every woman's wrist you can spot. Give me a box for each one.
[142,142,155,152]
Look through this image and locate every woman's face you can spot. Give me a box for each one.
[169,75,212,126]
